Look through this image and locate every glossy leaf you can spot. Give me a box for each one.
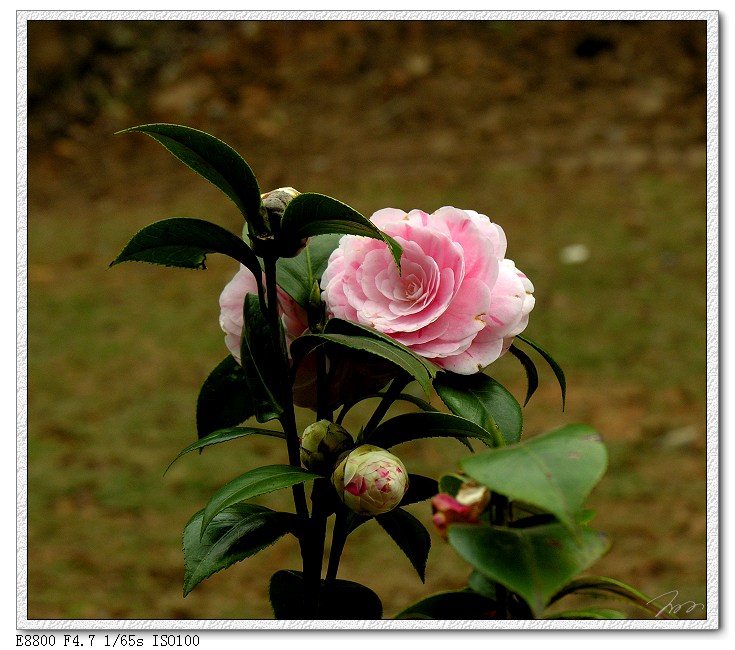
[291,333,433,397]
[240,293,283,423]
[119,123,263,228]
[435,372,523,445]
[368,412,500,449]
[549,575,672,619]
[402,474,439,506]
[448,521,610,617]
[280,193,403,269]
[460,424,607,535]
[546,608,626,620]
[516,334,566,410]
[196,355,253,439]
[166,426,285,474]
[276,234,341,308]
[507,344,539,406]
[394,589,498,620]
[376,507,431,582]
[201,465,321,537]
[183,504,297,596]
[269,570,383,619]
[109,218,264,286]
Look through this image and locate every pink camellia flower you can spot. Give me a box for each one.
[431,483,490,539]
[218,264,309,363]
[320,207,535,374]
[332,444,409,516]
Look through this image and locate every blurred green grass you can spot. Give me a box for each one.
[26,158,707,619]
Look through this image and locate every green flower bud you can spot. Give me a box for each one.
[300,420,354,474]
[332,444,409,516]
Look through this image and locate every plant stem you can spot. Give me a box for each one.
[325,508,349,585]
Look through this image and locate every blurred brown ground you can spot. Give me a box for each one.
[25,19,710,620]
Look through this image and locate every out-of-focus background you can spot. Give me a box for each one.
[25,19,709,620]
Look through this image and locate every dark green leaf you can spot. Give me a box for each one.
[109,218,264,286]
[368,412,500,449]
[516,334,566,410]
[280,193,403,269]
[435,372,523,445]
[119,124,263,229]
[183,504,297,596]
[201,465,320,537]
[269,570,383,619]
[196,356,253,438]
[460,423,607,536]
[549,575,673,619]
[276,234,341,308]
[468,571,498,601]
[166,426,285,474]
[240,293,283,423]
[402,474,439,506]
[448,521,610,617]
[438,474,466,497]
[291,333,433,397]
[546,608,626,620]
[376,508,431,582]
[394,589,498,620]
[507,344,539,406]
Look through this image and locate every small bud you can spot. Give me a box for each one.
[332,444,409,516]
[431,482,490,539]
[300,420,353,474]
[257,187,307,258]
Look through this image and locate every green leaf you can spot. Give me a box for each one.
[402,474,439,506]
[546,608,627,620]
[196,356,253,438]
[460,423,607,535]
[166,426,285,474]
[325,318,440,380]
[291,333,433,397]
[394,589,498,620]
[448,521,610,617]
[183,504,297,596]
[438,474,467,497]
[280,193,403,269]
[516,334,566,410]
[269,570,383,619]
[549,575,672,619]
[507,344,539,406]
[240,293,283,423]
[275,234,341,308]
[368,412,500,449]
[119,123,263,229]
[201,465,321,537]
[435,372,523,445]
[376,508,431,582]
[109,218,264,286]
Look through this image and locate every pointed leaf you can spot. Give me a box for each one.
[448,521,610,617]
[109,218,264,286]
[269,570,383,619]
[201,465,321,536]
[166,426,285,474]
[240,293,283,423]
[183,504,297,596]
[394,590,498,620]
[402,474,439,506]
[546,608,626,620]
[280,193,403,269]
[196,356,253,438]
[276,234,341,308]
[291,333,432,397]
[376,507,431,582]
[508,344,539,406]
[516,334,566,410]
[435,372,523,445]
[460,424,607,535]
[119,124,263,229]
[368,412,501,449]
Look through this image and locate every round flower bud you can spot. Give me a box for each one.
[300,420,354,473]
[332,444,409,516]
[260,187,307,258]
[431,481,490,539]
